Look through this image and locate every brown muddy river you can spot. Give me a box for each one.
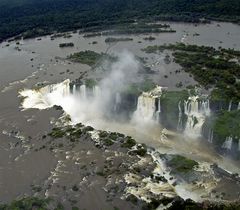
[0,21,240,209]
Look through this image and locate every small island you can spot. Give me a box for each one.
[59,42,74,48]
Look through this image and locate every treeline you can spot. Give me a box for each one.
[0,0,240,42]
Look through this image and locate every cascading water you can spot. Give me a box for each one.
[237,102,240,110]
[184,96,210,138]
[228,100,232,111]
[208,130,213,143]
[132,86,162,124]
[200,100,210,115]
[93,86,101,98]
[80,85,87,98]
[177,101,183,131]
[19,79,71,109]
[222,136,233,150]
[114,92,121,111]
[135,95,156,121]
[72,84,77,95]
[156,98,161,123]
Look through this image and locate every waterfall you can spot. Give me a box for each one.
[19,79,71,109]
[156,98,161,123]
[177,101,183,131]
[116,92,121,104]
[184,96,210,138]
[72,84,76,95]
[114,92,121,111]
[222,136,233,150]
[44,79,70,97]
[237,102,240,110]
[45,79,70,97]
[238,139,240,151]
[135,94,156,121]
[132,86,162,124]
[228,100,232,111]
[200,100,210,115]
[208,129,213,143]
[80,85,86,98]
[93,86,101,98]
[158,98,161,113]
[71,84,101,99]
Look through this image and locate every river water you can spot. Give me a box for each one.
[0,21,240,204]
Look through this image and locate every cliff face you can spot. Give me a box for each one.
[129,88,240,158]
[202,109,240,158]
[20,80,240,158]
[71,83,240,158]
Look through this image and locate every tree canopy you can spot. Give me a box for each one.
[0,0,239,42]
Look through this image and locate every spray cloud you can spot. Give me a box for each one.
[20,50,140,125]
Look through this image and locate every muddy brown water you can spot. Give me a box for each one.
[0,21,240,208]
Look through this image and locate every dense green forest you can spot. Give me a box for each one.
[0,0,240,42]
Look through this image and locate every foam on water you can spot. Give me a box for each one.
[183,96,210,138]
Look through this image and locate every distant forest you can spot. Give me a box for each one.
[0,0,239,41]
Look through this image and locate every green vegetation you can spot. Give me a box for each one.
[48,124,91,141]
[72,185,79,191]
[109,132,119,140]
[121,136,136,148]
[84,23,174,38]
[48,125,141,152]
[0,0,239,42]
[83,33,102,38]
[105,37,133,43]
[143,36,156,41]
[167,199,240,210]
[31,185,42,193]
[48,127,65,138]
[143,43,240,101]
[99,131,108,138]
[67,50,116,67]
[211,110,240,146]
[51,33,72,39]
[59,42,74,48]
[122,83,141,95]
[123,79,156,96]
[1,196,239,210]
[85,78,97,89]
[82,126,94,132]
[55,203,64,210]
[0,197,50,210]
[160,90,189,129]
[140,79,156,92]
[126,194,138,204]
[103,138,114,146]
[167,155,198,174]
[67,50,104,67]
[101,23,175,36]
[98,131,121,147]
[129,144,147,156]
